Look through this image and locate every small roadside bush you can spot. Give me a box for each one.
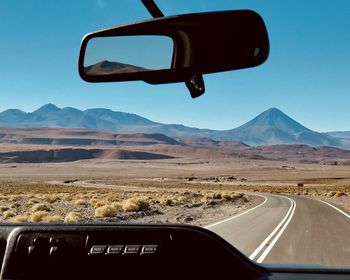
[122,197,150,212]
[64,212,81,223]
[95,205,118,218]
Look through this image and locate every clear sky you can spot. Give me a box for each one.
[0,0,349,132]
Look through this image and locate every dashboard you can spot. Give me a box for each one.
[0,224,349,279]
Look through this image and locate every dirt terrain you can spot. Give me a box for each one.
[0,127,349,224]
[0,182,262,225]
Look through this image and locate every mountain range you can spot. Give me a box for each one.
[0,104,349,148]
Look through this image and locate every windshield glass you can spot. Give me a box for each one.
[1,0,350,268]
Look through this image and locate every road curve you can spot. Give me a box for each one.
[206,193,350,267]
[264,195,350,267]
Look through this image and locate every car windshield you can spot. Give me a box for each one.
[1,0,350,268]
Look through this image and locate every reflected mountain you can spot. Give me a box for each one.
[84,60,148,75]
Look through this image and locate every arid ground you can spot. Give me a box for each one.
[0,128,349,224]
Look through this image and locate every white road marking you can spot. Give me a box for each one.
[205,194,267,229]
[256,197,296,263]
[316,199,350,219]
[249,196,296,263]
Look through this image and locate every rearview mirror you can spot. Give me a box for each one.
[84,35,174,75]
[79,10,269,93]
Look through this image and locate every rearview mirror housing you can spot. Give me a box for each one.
[79,10,269,85]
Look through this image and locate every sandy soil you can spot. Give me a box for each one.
[0,182,262,226]
[318,196,350,214]
[0,154,349,224]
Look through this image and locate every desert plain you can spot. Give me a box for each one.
[0,127,349,225]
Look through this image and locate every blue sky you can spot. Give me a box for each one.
[0,0,350,132]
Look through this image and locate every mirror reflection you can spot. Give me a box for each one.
[84,35,174,75]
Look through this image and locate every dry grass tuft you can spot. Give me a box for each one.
[11,202,21,208]
[3,210,15,218]
[24,201,35,207]
[335,191,346,197]
[222,192,242,200]
[30,211,49,222]
[72,199,87,206]
[327,191,337,197]
[9,214,30,223]
[203,192,222,201]
[31,203,51,212]
[160,198,176,206]
[0,206,9,212]
[122,196,150,212]
[91,199,107,208]
[44,215,63,223]
[106,194,119,202]
[44,194,60,203]
[111,202,123,210]
[95,205,118,218]
[64,212,81,223]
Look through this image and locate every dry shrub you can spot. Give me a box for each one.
[91,200,107,208]
[63,195,74,201]
[44,194,60,203]
[31,203,51,212]
[3,210,15,218]
[95,205,118,218]
[27,198,39,205]
[222,192,240,200]
[176,196,188,203]
[90,198,99,205]
[159,195,187,206]
[190,200,203,207]
[111,202,123,210]
[327,191,337,197]
[213,192,222,199]
[9,214,30,223]
[72,199,86,206]
[24,201,35,207]
[8,195,20,202]
[160,198,176,206]
[30,211,48,222]
[0,206,9,212]
[106,194,119,202]
[64,212,81,223]
[202,192,214,200]
[122,197,150,212]
[11,202,21,208]
[44,215,63,223]
[203,192,224,201]
[335,192,346,197]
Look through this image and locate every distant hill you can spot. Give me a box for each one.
[0,148,174,163]
[1,127,350,165]
[326,131,350,149]
[0,104,155,131]
[84,60,147,75]
[0,104,347,148]
[0,127,181,146]
[224,108,341,147]
[327,131,350,139]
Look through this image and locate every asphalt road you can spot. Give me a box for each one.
[206,193,350,267]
